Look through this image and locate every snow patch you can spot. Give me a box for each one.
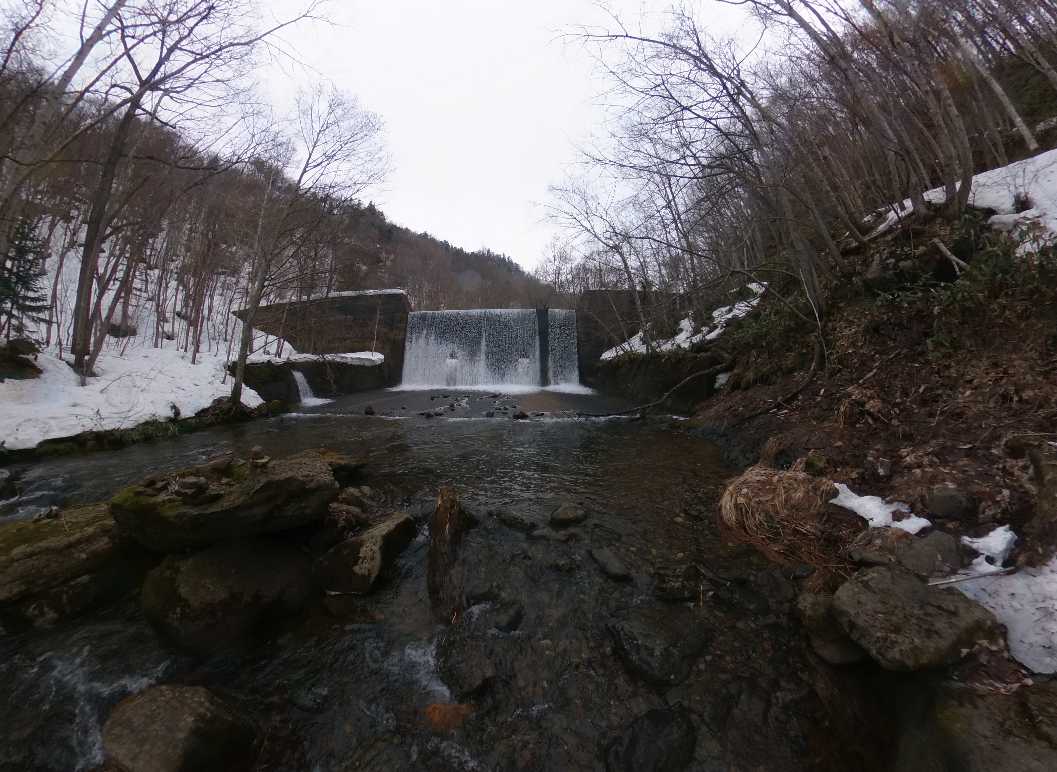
[830,483,932,534]
[962,525,1018,574]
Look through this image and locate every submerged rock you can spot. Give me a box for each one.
[591,547,631,581]
[111,449,346,552]
[0,503,147,628]
[604,707,696,772]
[141,540,312,655]
[428,487,474,623]
[102,685,256,772]
[832,565,998,671]
[313,512,416,595]
[549,502,587,527]
[608,607,709,687]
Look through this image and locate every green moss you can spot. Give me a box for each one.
[0,503,109,556]
[110,486,169,517]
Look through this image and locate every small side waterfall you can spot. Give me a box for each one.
[291,370,331,406]
[400,308,582,390]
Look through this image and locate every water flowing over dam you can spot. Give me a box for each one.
[400,308,581,390]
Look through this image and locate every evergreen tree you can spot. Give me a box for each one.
[0,219,49,340]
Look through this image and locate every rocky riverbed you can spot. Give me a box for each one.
[1,390,1055,771]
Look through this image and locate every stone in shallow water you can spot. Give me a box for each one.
[428,487,475,623]
[314,512,416,595]
[102,685,256,772]
[604,707,696,772]
[591,547,631,581]
[549,503,587,527]
[608,607,709,687]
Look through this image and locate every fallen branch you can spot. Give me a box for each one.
[577,360,732,418]
[928,567,1016,587]
[932,238,970,276]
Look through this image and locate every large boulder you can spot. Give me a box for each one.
[427,488,475,623]
[111,449,346,552]
[832,566,998,671]
[102,685,257,772]
[141,540,312,655]
[608,606,710,687]
[797,591,866,666]
[605,708,696,772]
[0,503,147,629]
[313,512,416,595]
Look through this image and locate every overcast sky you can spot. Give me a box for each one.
[264,0,749,271]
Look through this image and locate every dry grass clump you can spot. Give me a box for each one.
[719,466,856,585]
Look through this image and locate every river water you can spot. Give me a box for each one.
[0,389,852,771]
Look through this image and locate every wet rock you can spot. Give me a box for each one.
[528,527,579,543]
[438,626,496,698]
[797,591,866,666]
[491,508,536,533]
[428,488,474,623]
[102,685,256,772]
[493,602,524,633]
[897,682,1057,771]
[591,547,631,581]
[832,565,998,671]
[364,405,376,416]
[549,502,587,527]
[608,607,709,687]
[141,540,312,655]
[0,468,14,499]
[111,449,343,552]
[925,485,978,522]
[604,707,696,772]
[513,411,529,420]
[424,703,475,733]
[314,512,416,595]
[171,475,209,499]
[309,502,371,552]
[0,503,147,629]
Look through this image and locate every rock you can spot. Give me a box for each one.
[796,592,866,666]
[102,685,256,772]
[111,449,343,552]
[310,502,370,552]
[424,703,475,733]
[896,682,1057,771]
[591,547,631,581]
[897,531,960,577]
[493,602,524,633]
[0,503,147,629]
[364,405,376,416]
[249,445,267,461]
[608,607,709,687]
[438,626,496,698]
[925,485,978,522]
[491,508,536,533]
[171,476,210,499]
[513,411,529,420]
[653,565,708,602]
[604,707,696,772]
[832,566,998,671]
[313,512,416,595]
[549,502,587,527]
[428,488,474,623]
[528,526,579,543]
[848,528,911,566]
[141,540,312,655]
[0,468,15,499]
[6,337,38,356]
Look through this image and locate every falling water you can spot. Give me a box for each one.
[400,309,581,390]
[291,370,332,406]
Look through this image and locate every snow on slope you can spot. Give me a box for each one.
[869,148,1057,245]
[601,283,766,360]
[1,343,262,451]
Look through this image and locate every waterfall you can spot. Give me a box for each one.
[400,309,582,390]
[291,370,331,406]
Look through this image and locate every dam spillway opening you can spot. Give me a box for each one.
[398,308,585,392]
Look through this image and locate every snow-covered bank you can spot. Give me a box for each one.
[0,345,262,451]
[601,283,766,360]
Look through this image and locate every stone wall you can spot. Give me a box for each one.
[239,359,387,403]
[236,290,411,386]
[575,290,679,386]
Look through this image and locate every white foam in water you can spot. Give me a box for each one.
[291,370,332,406]
[399,308,585,391]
